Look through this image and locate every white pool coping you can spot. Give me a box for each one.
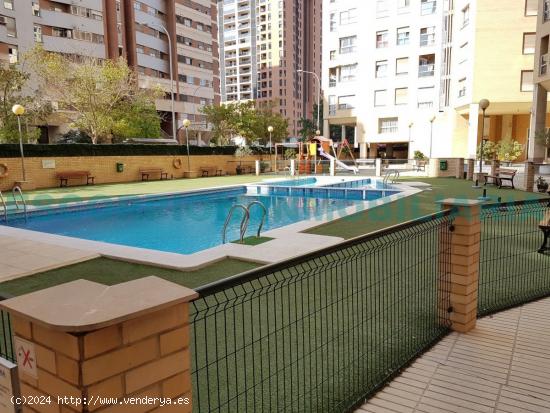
[0,177,422,272]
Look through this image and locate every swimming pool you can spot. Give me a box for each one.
[3,177,403,255]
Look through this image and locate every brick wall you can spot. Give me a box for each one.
[428,158,465,179]
[0,155,262,191]
[11,303,193,413]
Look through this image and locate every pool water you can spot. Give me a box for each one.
[7,188,363,254]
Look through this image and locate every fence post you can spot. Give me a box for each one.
[330,158,335,176]
[290,159,296,176]
[375,158,382,177]
[523,161,535,192]
[467,159,475,180]
[255,160,260,176]
[0,277,197,413]
[438,199,483,333]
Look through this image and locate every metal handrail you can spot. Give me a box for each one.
[246,201,267,238]
[222,204,250,244]
[0,191,7,223]
[383,170,400,185]
[12,186,27,221]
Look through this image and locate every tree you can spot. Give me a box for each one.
[298,117,316,142]
[0,63,50,143]
[496,138,524,162]
[27,47,161,144]
[112,96,162,141]
[200,103,241,145]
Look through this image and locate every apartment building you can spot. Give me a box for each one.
[323,0,542,160]
[218,0,322,138]
[530,0,550,161]
[0,0,220,143]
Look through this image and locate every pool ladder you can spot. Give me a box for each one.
[0,186,28,223]
[222,201,267,244]
[383,170,400,185]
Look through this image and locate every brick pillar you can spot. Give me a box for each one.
[523,161,535,192]
[466,159,475,180]
[438,199,483,333]
[456,158,464,179]
[0,277,197,413]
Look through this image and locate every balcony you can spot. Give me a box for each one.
[541,53,549,76]
[419,64,435,77]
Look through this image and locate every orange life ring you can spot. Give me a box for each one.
[173,158,183,169]
[0,163,7,178]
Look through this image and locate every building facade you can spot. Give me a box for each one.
[0,0,220,143]
[323,0,544,161]
[217,0,322,139]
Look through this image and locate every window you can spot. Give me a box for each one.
[521,70,534,92]
[525,0,538,16]
[8,46,17,63]
[379,117,398,134]
[459,42,468,64]
[420,0,436,15]
[4,16,16,37]
[523,33,536,54]
[330,13,337,32]
[33,25,42,42]
[339,64,358,82]
[397,27,410,45]
[3,0,13,10]
[375,60,388,78]
[395,88,408,105]
[329,68,337,87]
[328,95,336,115]
[339,36,357,54]
[396,57,409,75]
[32,1,40,16]
[374,90,387,107]
[461,5,470,27]
[458,78,467,97]
[420,27,435,46]
[419,54,435,77]
[340,8,357,25]
[330,50,336,60]
[398,0,410,9]
[417,86,434,108]
[376,30,388,48]
[338,95,356,109]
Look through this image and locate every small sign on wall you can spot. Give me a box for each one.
[0,357,19,413]
[14,337,37,379]
[41,160,56,169]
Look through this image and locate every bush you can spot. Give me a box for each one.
[0,144,269,158]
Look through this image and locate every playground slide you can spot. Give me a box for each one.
[319,149,359,174]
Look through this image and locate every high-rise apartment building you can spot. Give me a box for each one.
[0,0,220,143]
[323,0,542,161]
[217,0,322,138]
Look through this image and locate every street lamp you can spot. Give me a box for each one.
[144,22,176,142]
[297,69,321,132]
[182,118,192,172]
[429,116,436,159]
[268,125,274,170]
[478,99,490,175]
[408,122,414,159]
[12,104,27,182]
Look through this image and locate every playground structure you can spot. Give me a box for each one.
[274,136,359,174]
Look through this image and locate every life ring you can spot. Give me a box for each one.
[0,163,7,178]
[173,158,183,169]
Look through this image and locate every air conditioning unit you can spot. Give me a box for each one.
[0,16,6,25]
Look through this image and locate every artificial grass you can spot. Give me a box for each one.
[306,177,549,239]
[8,175,280,207]
[232,236,274,246]
[0,257,259,297]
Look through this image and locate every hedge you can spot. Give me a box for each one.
[0,144,270,158]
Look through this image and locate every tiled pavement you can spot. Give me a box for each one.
[0,235,98,283]
[357,297,550,413]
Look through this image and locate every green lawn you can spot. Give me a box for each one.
[306,177,548,239]
[0,257,259,297]
[8,174,280,207]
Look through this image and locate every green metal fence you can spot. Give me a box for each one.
[189,210,455,412]
[479,198,550,316]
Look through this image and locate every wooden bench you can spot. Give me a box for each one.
[539,210,550,253]
[414,160,427,172]
[55,171,95,187]
[484,168,517,189]
[200,166,223,177]
[139,168,168,181]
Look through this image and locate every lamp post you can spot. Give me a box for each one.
[408,122,414,159]
[182,118,191,172]
[146,22,176,142]
[297,69,321,131]
[478,99,490,175]
[12,104,27,182]
[268,125,274,170]
[429,116,436,159]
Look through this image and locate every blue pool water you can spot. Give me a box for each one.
[6,188,365,254]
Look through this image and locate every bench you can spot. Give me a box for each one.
[539,210,550,253]
[414,160,427,172]
[139,168,168,181]
[484,168,517,189]
[200,166,223,177]
[55,171,95,187]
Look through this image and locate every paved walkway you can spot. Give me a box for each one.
[357,297,550,413]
